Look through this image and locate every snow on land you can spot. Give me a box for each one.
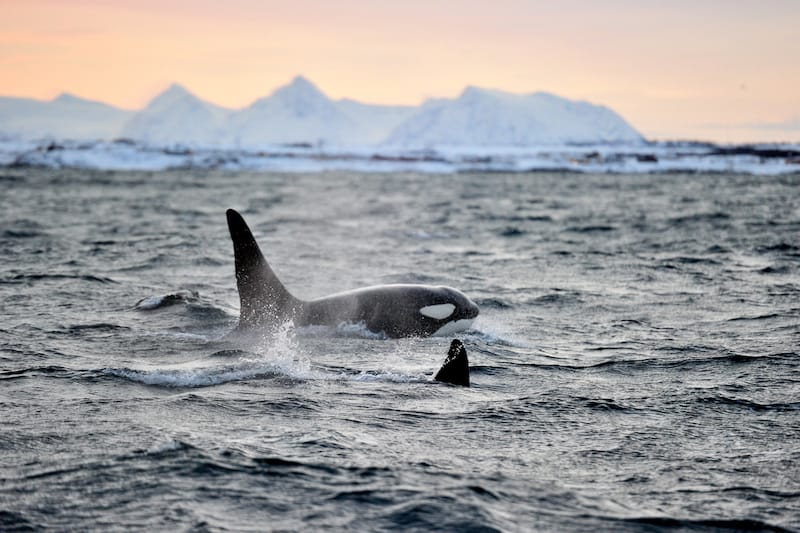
[0,93,133,141]
[1,76,798,174]
[384,87,644,147]
[223,76,361,148]
[335,98,417,145]
[120,84,230,147]
[0,76,642,148]
[2,138,798,175]
[112,76,415,148]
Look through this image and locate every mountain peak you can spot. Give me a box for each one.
[460,85,486,97]
[271,75,326,100]
[164,82,191,94]
[288,75,315,90]
[458,85,516,102]
[145,83,200,110]
[161,83,193,98]
[387,85,643,146]
[51,92,120,110]
[53,92,84,104]
[250,75,334,117]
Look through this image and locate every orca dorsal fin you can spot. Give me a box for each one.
[226,209,300,329]
[434,339,470,386]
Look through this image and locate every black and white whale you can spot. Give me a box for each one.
[226,209,479,338]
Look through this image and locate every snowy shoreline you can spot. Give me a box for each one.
[1,137,798,175]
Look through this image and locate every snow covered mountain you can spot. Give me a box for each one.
[0,93,132,140]
[385,87,643,146]
[218,76,419,147]
[223,76,343,147]
[0,77,644,147]
[120,84,229,146]
[336,99,416,145]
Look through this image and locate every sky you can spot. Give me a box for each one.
[2,0,799,143]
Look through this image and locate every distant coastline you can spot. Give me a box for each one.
[1,137,797,176]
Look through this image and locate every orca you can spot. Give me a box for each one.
[226,209,479,338]
[434,339,470,386]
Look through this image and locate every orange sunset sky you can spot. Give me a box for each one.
[2,0,799,143]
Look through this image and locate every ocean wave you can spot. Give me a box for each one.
[143,330,221,342]
[696,395,800,412]
[102,320,442,387]
[135,289,199,310]
[528,291,585,305]
[460,321,530,348]
[758,242,800,255]
[727,313,783,322]
[499,226,526,237]
[139,437,195,456]
[102,359,310,388]
[1,218,45,239]
[351,371,423,384]
[67,323,130,333]
[0,510,36,531]
[660,256,722,266]
[0,365,73,381]
[511,349,798,372]
[617,516,794,532]
[3,272,117,284]
[759,265,792,274]
[2,229,44,239]
[102,351,444,389]
[668,211,732,225]
[474,297,514,310]
[566,224,617,233]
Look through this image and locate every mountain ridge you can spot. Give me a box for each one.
[0,77,644,146]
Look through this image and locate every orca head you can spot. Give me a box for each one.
[419,287,479,336]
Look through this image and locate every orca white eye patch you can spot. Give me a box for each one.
[419,303,456,320]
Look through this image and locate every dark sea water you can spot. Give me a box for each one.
[1,169,799,532]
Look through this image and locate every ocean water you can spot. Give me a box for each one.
[1,168,798,532]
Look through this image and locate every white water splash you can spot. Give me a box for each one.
[294,321,388,340]
[351,371,423,383]
[106,321,321,387]
[105,362,283,387]
[144,437,187,455]
[106,320,452,387]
